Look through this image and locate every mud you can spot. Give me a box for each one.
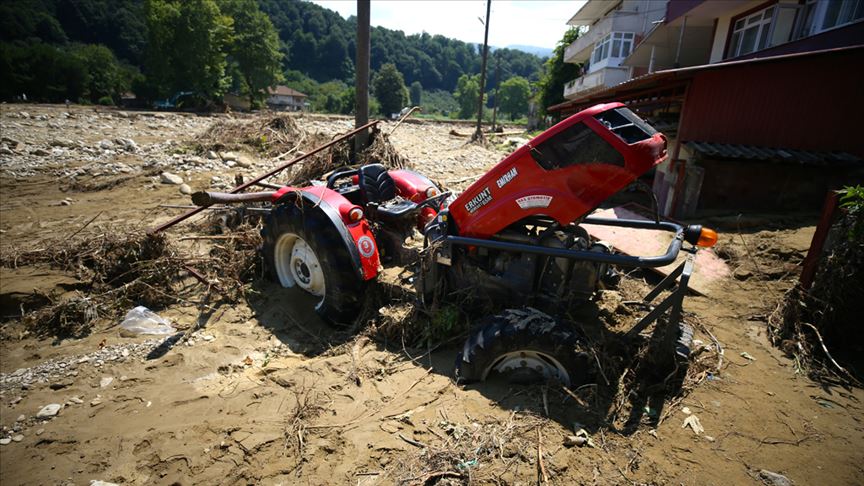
[1,104,862,485]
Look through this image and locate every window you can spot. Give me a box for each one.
[594,107,657,145]
[729,6,775,57]
[591,32,635,64]
[530,122,624,171]
[795,0,864,38]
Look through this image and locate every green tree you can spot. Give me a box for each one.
[373,62,407,117]
[537,27,582,114]
[454,74,481,119]
[409,80,422,106]
[499,76,531,120]
[219,0,283,107]
[144,0,233,102]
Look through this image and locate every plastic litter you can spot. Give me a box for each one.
[119,306,175,336]
[682,415,704,435]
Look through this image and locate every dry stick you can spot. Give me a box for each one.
[65,210,103,240]
[801,322,863,386]
[537,427,549,484]
[388,106,421,135]
[404,367,434,394]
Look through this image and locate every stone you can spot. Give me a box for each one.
[100,376,114,388]
[90,397,102,407]
[179,184,192,195]
[69,397,84,404]
[235,154,254,168]
[563,435,587,447]
[50,380,72,390]
[90,481,120,486]
[36,429,44,436]
[206,150,218,159]
[99,140,114,150]
[31,148,51,156]
[16,415,25,422]
[220,151,239,162]
[12,435,23,442]
[160,172,184,185]
[0,438,10,445]
[733,267,753,280]
[759,470,793,486]
[36,404,62,418]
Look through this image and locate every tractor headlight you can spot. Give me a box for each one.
[348,207,364,222]
[425,187,440,198]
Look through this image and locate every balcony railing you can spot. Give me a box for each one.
[563,66,631,100]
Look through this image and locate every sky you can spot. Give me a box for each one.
[308,0,586,50]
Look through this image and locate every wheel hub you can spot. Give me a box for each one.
[489,350,571,385]
[274,233,325,298]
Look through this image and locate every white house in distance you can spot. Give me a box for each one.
[266,86,308,112]
[563,0,667,100]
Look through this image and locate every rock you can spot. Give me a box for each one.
[563,435,587,447]
[235,154,254,168]
[31,148,51,156]
[160,172,184,185]
[116,138,138,152]
[100,377,114,388]
[759,470,793,486]
[90,397,102,407]
[98,140,114,150]
[36,404,62,418]
[206,150,218,159]
[179,184,192,195]
[68,397,84,404]
[16,415,25,422]
[201,334,215,342]
[12,434,23,442]
[0,438,10,445]
[10,397,22,405]
[36,428,45,436]
[733,267,753,280]
[50,380,73,390]
[220,151,239,162]
[90,481,120,486]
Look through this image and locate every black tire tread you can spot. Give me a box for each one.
[261,201,366,325]
[455,308,591,386]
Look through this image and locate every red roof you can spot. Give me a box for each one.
[268,86,307,97]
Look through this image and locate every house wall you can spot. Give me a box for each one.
[696,158,863,211]
[679,47,864,157]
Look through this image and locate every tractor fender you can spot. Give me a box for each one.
[272,186,380,281]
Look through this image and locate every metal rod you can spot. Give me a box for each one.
[191,191,275,206]
[355,0,371,152]
[148,119,380,234]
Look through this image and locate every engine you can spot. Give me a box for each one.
[447,219,615,313]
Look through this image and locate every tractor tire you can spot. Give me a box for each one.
[261,201,366,325]
[455,308,592,387]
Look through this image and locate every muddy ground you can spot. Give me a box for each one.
[0,104,861,485]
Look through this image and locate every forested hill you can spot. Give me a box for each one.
[1,0,545,101]
[259,0,545,92]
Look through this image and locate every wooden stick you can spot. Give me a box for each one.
[537,427,549,484]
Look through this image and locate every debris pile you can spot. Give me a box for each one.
[769,187,863,385]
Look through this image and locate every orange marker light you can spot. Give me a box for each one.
[697,227,718,247]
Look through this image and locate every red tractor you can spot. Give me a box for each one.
[194,102,717,386]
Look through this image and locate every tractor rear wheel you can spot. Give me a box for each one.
[455,308,592,387]
[261,202,366,325]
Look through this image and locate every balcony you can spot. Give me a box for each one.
[564,16,612,63]
[562,66,631,100]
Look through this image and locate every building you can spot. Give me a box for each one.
[267,86,308,112]
[550,0,864,216]
[562,0,668,100]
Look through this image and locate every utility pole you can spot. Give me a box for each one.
[491,54,501,131]
[355,0,371,153]
[472,0,492,142]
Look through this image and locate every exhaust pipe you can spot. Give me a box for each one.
[191,191,275,206]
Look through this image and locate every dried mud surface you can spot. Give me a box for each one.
[1,104,862,485]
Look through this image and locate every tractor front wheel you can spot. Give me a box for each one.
[262,202,366,325]
[455,308,592,387]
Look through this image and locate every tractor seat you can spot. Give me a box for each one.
[358,163,396,204]
[376,199,418,223]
